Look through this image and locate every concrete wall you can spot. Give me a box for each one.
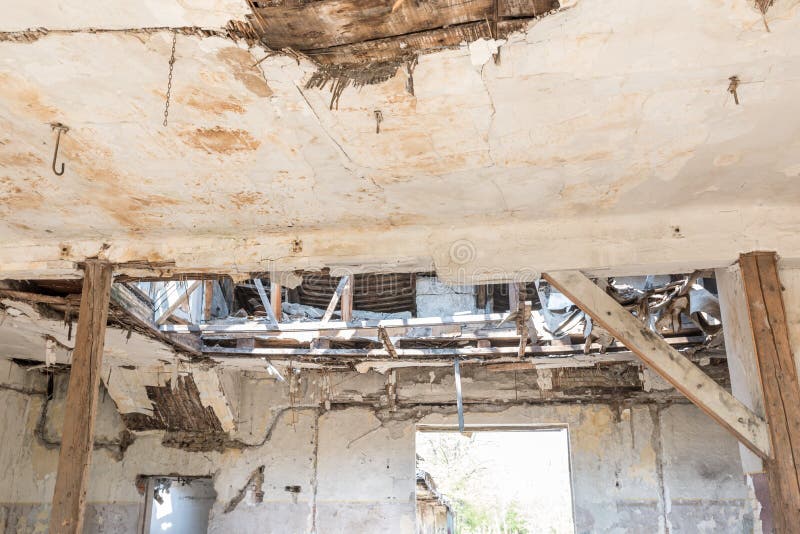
[416,277,478,317]
[0,360,758,533]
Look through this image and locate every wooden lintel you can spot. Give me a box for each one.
[544,269,770,459]
[49,260,113,534]
[740,251,800,530]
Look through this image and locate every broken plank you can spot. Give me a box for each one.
[544,270,770,459]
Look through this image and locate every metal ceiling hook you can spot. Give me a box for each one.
[50,122,69,176]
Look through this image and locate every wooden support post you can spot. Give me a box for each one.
[253,279,278,325]
[270,282,282,323]
[321,275,351,323]
[203,280,214,321]
[341,277,353,322]
[740,252,800,531]
[50,260,113,534]
[544,270,770,458]
[508,282,520,312]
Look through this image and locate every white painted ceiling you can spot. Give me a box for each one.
[1,0,799,279]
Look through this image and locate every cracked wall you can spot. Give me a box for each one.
[0,359,759,533]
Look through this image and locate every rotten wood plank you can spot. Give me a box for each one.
[544,270,770,459]
[740,252,800,530]
[255,0,557,51]
[49,260,113,534]
[256,0,491,50]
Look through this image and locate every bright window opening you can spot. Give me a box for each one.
[141,477,216,534]
[416,427,575,534]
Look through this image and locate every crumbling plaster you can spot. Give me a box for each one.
[1,0,799,279]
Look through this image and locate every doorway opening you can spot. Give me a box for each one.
[416,425,575,534]
[139,476,216,534]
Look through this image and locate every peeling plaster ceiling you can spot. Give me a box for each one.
[1,0,800,279]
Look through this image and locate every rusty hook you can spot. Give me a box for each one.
[50,122,69,176]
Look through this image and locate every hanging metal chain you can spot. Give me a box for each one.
[163,31,177,127]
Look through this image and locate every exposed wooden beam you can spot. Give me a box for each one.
[740,251,800,530]
[321,275,350,323]
[154,281,201,325]
[544,270,770,459]
[253,279,278,325]
[0,289,80,305]
[49,260,113,534]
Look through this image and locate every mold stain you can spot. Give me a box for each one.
[180,127,261,154]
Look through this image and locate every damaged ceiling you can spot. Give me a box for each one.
[1,0,800,280]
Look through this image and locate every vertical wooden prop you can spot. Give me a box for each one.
[50,260,113,534]
[740,252,800,532]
